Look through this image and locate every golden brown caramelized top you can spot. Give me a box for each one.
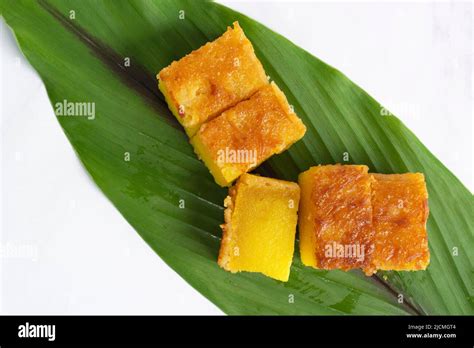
[306,165,375,270]
[158,22,268,135]
[193,82,306,173]
[364,173,430,274]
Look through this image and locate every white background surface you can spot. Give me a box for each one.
[0,1,472,314]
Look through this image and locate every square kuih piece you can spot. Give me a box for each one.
[191,82,306,186]
[158,22,268,137]
[218,174,300,282]
[363,173,430,275]
[298,165,375,271]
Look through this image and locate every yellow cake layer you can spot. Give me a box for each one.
[218,174,300,282]
[298,165,375,271]
[190,82,306,187]
[157,21,268,137]
[363,173,430,275]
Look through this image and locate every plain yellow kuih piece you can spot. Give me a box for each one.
[190,82,306,187]
[218,174,300,282]
[157,21,268,137]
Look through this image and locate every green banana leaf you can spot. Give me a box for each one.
[1,0,472,315]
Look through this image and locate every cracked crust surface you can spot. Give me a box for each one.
[190,82,306,186]
[158,21,268,137]
[299,164,374,271]
[363,173,430,275]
